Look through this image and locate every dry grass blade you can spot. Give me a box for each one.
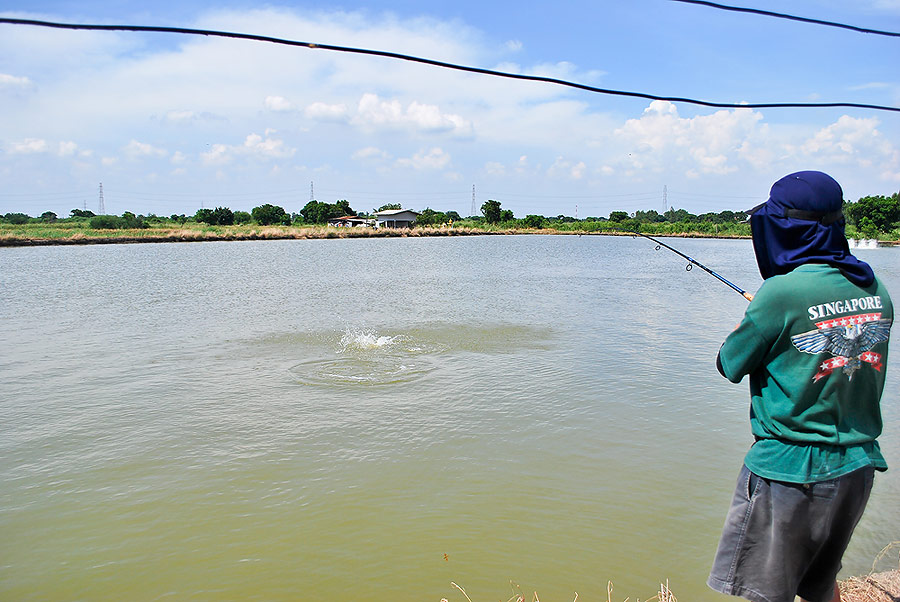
[838,542,900,602]
[450,582,473,602]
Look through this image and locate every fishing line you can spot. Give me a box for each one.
[1,18,899,113]
[628,230,753,301]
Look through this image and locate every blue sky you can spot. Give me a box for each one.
[1,0,898,218]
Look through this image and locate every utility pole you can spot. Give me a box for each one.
[310,181,314,201]
[471,184,476,217]
[98,183,105,215]
[663,185,668,213]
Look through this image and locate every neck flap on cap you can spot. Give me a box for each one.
[749,170,875,287]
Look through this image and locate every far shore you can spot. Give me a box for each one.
[2,224,898,247]
[0,225,748,247]
[0,225,749,247]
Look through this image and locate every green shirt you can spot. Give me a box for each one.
[718,264,893,483]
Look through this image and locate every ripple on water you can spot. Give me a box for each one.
[288,328,447,387]
[280,325,553,387]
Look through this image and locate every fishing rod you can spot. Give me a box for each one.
[628,230,754,302]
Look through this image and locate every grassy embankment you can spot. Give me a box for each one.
[2,219,898,246]
[0,219,746,246]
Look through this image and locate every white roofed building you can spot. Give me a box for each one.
[374,209,419,228]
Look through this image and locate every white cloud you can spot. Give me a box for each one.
[505,40,523,52]
[869,0,900,9]
[57,141,78,157]
[124,140,168,159]
[613,101,763,176]
[8,138,48,154]
[801,115,884,156]
[201,144,232,166]
[352,93,472,136]
[243,132,295,158]
[305,101,349,122]
[848,82,890,91]
[201,132,296,165]
[0,73,32,88]
[165,110,197,124]
[265,95,296,112]
[796,116,898,182]
[6,138,84,158]
[395,147,451,170]
[484,161,505,175]
[352,146,391,161]
[548,157,587,180]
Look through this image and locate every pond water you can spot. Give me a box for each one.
[1,235,898,601]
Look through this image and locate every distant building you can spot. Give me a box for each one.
[374,209,419,228]
[326,216,374,227]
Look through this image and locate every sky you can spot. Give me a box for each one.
[1,0,899,219]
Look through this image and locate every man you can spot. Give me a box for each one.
[707,171,894,602]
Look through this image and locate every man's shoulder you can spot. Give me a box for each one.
[758,265,848,297]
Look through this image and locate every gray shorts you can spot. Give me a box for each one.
[708,464,875,602]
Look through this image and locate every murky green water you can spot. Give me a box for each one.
[1,235,897,601]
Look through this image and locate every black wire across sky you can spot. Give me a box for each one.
[670,0,900,38]
[1,17,898,114]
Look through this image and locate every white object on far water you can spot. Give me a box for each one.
[848,239,879,249]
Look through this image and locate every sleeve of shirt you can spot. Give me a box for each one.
[717,310,771,384]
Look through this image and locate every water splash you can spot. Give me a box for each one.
[339,329,401,352]
[283,324,553,387]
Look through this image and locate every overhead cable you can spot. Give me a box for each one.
[1,18,898,114]
[670,0,900,38]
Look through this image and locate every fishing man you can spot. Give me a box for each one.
[707,171,894,602]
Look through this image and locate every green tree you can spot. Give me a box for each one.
[121,212,146,228]
[70,209,95,218]
[633,210,664,223]
[195,208,216,224]
[90,215,123,229]
[481,199,502,224]
[500,209,514,222]
[40,211,57,222]
[300,201,330,224]
[334,200,354,217]
[252,203,288,226]
[170,214,188,225]
[523,214,545,229]
[664,208,697,223]
[3,212,31,224]
[845,194,900,233]
[608,211,629,222]
[416,207,448,226]
[211,206,235,226]
[856,217,880,239]
[717,210,744,223]
[376,203,402,212]
[234,211,251,224]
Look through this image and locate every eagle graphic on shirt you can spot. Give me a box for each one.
[791,312,891,381]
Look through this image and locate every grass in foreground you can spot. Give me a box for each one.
[440,544,899,602]
[839,542,900,602]
[443,580,675,602]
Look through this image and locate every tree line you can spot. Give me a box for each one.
[2,190,898,236]
[475,192,900,237]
